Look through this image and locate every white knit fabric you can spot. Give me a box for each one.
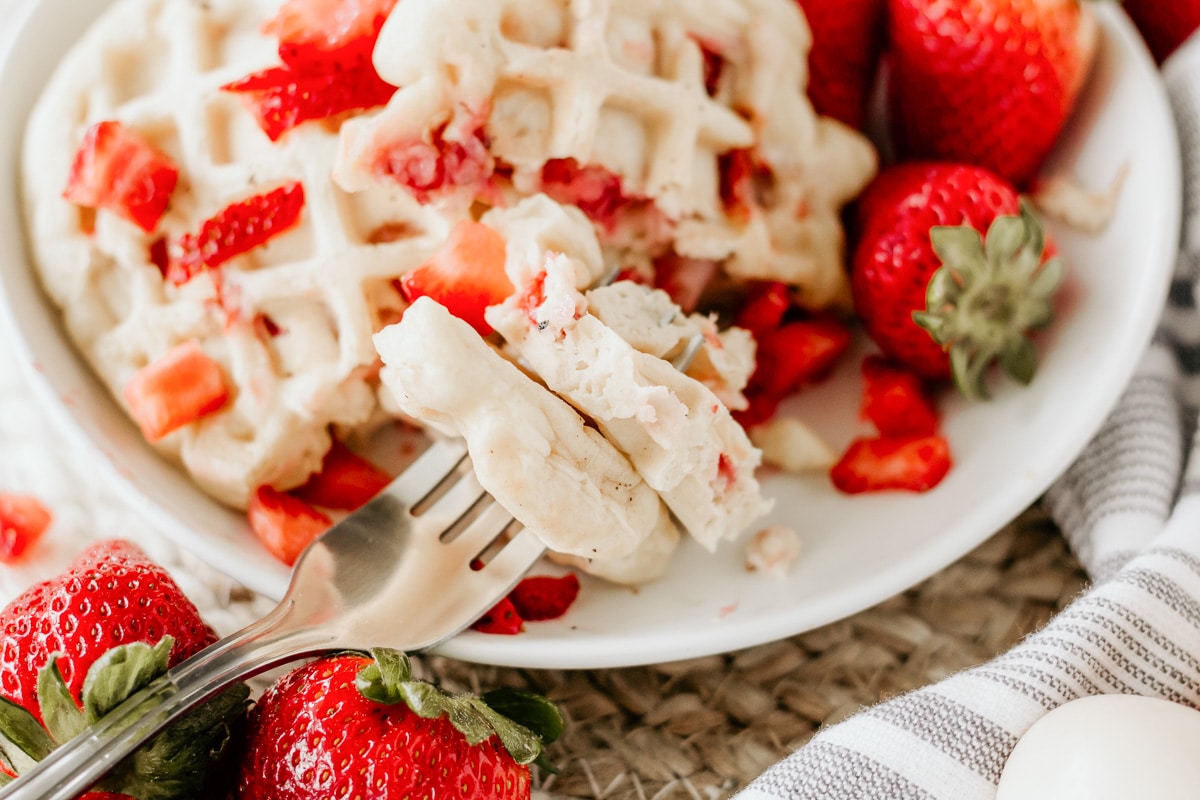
[736,33,1200,800]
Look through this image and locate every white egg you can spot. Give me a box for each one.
[997,695,1200,799]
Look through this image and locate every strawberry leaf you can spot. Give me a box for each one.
[36,657,84,744]
[104,684,250,800]
[0,697,54,774]
[482,687,565,745]
[82,637,173,724]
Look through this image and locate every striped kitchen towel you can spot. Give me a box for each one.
[735,27,1200,800]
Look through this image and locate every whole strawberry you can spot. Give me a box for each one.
[851,162,1065,399]
[796,0,887,129]
[886,0,1098,187]
[237,648,562,800]
[0,540,248,798]
[0,539,217,722]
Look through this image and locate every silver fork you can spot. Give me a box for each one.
[0,436,545,800]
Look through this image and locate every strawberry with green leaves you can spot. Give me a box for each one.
[851,162,1065,400]
[886,0,1098,187]
[237,648,562,800]
[0,540,248,798]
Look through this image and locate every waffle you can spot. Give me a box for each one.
[374,297,678,563]
[22,0,451,508]
[337,0,877,308]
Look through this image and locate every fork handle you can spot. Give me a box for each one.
[0,601,334,800]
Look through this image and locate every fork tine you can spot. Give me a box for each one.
[385,437,469,508]
[440,499,517,559]
[479,528,546,574]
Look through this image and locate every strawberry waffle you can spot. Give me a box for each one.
[21,0,875,582]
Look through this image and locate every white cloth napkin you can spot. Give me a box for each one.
[735,32,1200,800]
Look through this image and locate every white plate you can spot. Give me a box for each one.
[0,2,1179,668]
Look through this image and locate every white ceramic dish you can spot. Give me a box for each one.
[0,1,1179,668]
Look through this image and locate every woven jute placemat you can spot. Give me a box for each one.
[416,502,1087,800]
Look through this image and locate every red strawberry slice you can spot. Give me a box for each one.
[860,355,939,438]
[508,574,581,622]
[0,494,53,564]
[167,181,306,285]
[63,120,179,234]
[400,219,513,336]
[266,0,398,66]
[223,60,397,142]
[734,281,792,338]
[471,596,524,635]
[830,434,952,494]
[247,486,332,566]
[122,340,229,442]
[293,441,392,511]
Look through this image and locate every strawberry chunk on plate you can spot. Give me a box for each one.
[0,494,53,564]
[248,486,332,566]
[508,574,581,622]
[62,120,178,234]
[399,219,513,336]
[860,355,940,438]
[293,441,392,511]
[830,434,952,494]
[122,340,229,443]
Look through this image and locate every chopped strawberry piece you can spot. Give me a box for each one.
[860,355,940,438]
[653,253,719,314]
[508,574,581,622]
[265,0,398,66]
[750,316,853,399]
[122,340,229,442]
[167,182,306,285]
[373,121,493,205]
[0,494,53,564]
[248,486,332,566]
[540,158,630,232]
[293,441,392,511]
[63,120,179,234]
[400,219,512,336]
[223,60,396,142]
[471,596,524,635]
[830,434,952,494]
[734,281,792,338]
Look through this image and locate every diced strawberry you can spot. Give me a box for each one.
[751,316,853,400]
[63,120,179,234]
[540,158,630,233]
[167,182,306,285]
[400,219,513,336]
[0,494,53,564]
[293,441,392,511]
[373,121,493,205]
[830,434,952,494]
[860,355,940,438]
[265,0,398,66]
[247,486,332,566]
[734,281,792,338]
[653,253,719,314]
[223,60,397,143]
[471,596,524,635]
[508,574,581,622]
[122,340,229,442]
